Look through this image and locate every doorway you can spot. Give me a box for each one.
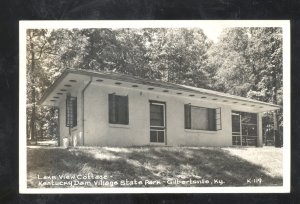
[149,101,166,144]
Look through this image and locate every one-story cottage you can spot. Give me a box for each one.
[39,69,280,147]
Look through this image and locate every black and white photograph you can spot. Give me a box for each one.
[19,20,290,193]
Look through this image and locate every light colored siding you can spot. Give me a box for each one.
[83,83,233,147]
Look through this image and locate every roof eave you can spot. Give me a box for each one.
[38,69,281,112]
[37,70,69,106]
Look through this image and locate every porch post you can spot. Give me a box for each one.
[257,112,263,147]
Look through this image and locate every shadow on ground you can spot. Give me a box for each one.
[27,146,282,188]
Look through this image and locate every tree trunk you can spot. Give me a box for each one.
[30,79,36,144]
[27,114,31,140]
[29,33,37,144]
[272,70,281,147]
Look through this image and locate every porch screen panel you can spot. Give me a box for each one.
[247,125,257,136]
[241,112,257,146]
[232,111,258,146]
[241,112,257,125]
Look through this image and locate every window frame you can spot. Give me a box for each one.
[184,104,221,131]
[108,93,129,125]
[150,102,165,128]
[149,100,166,144]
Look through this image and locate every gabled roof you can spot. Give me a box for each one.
[39,69,281,112]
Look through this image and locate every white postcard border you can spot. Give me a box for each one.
[19,20,291,194]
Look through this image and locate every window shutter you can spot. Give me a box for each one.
[184,104,191,129]
[208,108,216,131]
[66,96,70,127]
[72,97,77,127]
[116,95,126,125]
[109,94,116,123]
[215,107,222,130]
[66,96,77,128]
[123,95,129,125]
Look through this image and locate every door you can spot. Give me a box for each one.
[232,112,242,145]
[149,101,166,144]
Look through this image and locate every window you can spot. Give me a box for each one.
[184,104,221,131]
[66,96,77,127]
[150,104,164,127]
[108,94,129,125]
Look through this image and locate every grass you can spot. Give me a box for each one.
[27,146,282,188]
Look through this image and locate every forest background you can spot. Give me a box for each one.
[26,27,283,145]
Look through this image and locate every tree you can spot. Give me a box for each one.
[26,29,51,141]
[207,28,252,96]
[26,29,70,142]
[246,28,282,105]
[79,28,120,71]
[27,27,283,147]
[206,27,283,146]
[246,27,283,147]
[142,28,212,87]
[26,27,214,144]
[207,27,282,105]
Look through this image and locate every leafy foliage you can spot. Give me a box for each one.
[206,27,283,145]
[26,27,283,144]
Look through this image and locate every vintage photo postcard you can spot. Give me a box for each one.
[19,20,290,193]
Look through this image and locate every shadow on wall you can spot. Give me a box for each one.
[27,146,282,188]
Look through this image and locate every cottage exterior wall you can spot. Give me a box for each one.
[81,83,233,147]
[59,83,85,146]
